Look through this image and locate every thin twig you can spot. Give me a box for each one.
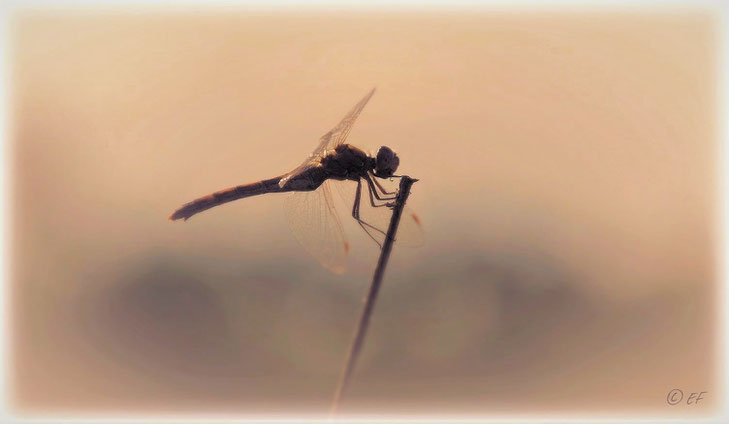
[330,175,418,415]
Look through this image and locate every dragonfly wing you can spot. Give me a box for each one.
[323,87,376,149]
[280,88,376,188]
[284,180,349,273]
[397,205,425,248]
[331,177,424,248]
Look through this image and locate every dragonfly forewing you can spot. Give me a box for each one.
[279,88,376,189]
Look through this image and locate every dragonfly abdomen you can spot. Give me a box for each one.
[169,175,286,221]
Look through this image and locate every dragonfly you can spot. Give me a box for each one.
[169,88,422,273]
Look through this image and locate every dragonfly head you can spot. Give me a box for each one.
[374,146,400,178]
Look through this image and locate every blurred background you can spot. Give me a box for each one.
[8,7,718,416]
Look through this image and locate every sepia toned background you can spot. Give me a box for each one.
[8,8,718,416]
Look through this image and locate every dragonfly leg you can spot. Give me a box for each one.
[351,179,386,247]
[364,174,397,202]
[365,180,392,209]
[369,172,397,196]
[364,175,397,208]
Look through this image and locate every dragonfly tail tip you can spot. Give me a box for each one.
[168,211,189,222]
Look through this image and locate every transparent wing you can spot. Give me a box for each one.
[397,206,425,248]
[284,181,349,274]
[280,88,376,188]
[323,87,376,149]
[331,178,424,248]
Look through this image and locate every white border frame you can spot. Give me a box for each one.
[0,1,725,423]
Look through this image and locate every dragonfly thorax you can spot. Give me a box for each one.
[374,146,400,178]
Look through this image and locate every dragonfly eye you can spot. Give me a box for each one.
[375,146,400,177]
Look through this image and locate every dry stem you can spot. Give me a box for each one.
[330,175,418,415]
